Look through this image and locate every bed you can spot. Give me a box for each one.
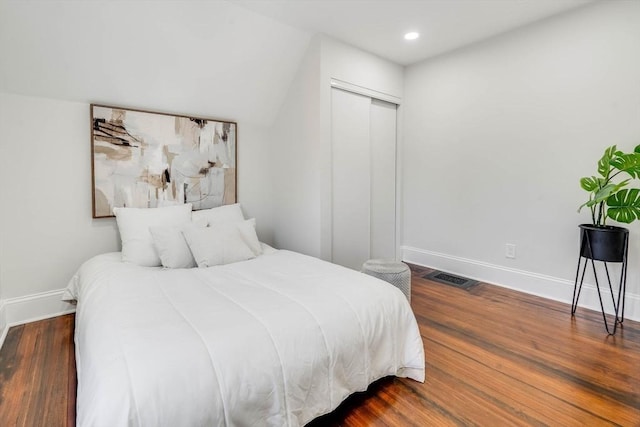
[64,205,425,426]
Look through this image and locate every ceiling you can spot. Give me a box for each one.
[234,0,597,66]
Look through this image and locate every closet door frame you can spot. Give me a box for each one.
[329,78,402,267]
[331,78,401,105]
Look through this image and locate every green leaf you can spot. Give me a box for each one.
[610,178,630,193]
[592,182,621,205]
[580,176,599,192]
[597,145,617,177]
[610,153,640,178]
[578,179,629,214]
[607,188,640,223]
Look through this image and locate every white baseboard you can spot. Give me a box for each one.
[0,289,76,350]
[402,246,640,322]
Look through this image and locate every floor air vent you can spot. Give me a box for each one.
[423,271,479,290]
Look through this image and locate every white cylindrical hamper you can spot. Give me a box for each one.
[362,259,411,302]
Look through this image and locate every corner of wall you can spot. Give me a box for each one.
[269,36,323,257]
[0,290,76,351]
[0,299,8,351]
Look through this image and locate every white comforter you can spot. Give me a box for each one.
[65,249,425,427]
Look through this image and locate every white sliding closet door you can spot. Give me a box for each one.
[331,88,372,270]
[331,88,397,270]
[370,99,397,260]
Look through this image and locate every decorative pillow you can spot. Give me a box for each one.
[183,219,259,268]
[113,204,192,267]
[149,223,203,269]
[191,203,245,227]
[236,218,263,256]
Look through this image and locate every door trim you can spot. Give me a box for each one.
[330,78,401,105]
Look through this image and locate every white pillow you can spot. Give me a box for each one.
[237,218,262,256]
[191,203,245,227]
[114,204,192,267]
[183,219,259,268]
[149,224,202,269]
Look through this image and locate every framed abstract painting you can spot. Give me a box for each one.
[91,104,237,218]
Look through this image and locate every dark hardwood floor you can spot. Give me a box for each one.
[0,314,75,427]
[1,264,639,426]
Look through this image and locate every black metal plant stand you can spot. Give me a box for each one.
[571,225,628,335]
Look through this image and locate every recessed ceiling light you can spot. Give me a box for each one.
[404,32,419,41]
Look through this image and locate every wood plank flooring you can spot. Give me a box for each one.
[1,264,639,426]
[0,314,75,427]
[312,265,640,426]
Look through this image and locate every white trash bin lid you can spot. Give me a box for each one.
[362,259,409,274]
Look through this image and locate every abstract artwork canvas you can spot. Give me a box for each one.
[91,104,237,218]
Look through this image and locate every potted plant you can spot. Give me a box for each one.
[578,145,640,261]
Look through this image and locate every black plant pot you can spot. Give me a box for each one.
[579,224,629,262]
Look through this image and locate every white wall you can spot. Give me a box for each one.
[402,0,640,320]
[270,37,323,256]
[0,94,110,337]
[270,35,403,259]
[0,0,309,329]
[0,94,120,300]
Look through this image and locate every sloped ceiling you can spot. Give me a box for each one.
[235,0,596,66]
[0,0,311,126]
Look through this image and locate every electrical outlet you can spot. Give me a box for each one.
[505,244,516,259]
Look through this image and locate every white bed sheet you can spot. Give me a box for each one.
[65,249,425,427]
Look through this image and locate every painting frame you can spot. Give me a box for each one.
[90,104,237,218]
